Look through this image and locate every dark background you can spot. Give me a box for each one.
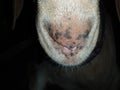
[0,0,120,90]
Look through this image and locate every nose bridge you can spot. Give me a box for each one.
[49,16,90,49]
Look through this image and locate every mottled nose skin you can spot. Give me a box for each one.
[49,16,91,50]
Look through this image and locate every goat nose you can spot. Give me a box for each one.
[49,16,91,50]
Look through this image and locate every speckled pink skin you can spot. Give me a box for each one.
[50,16,91,56]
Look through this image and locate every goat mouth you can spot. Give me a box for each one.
[49,35,87,57]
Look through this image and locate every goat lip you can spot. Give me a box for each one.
[62,46,83,56]
[63,46,77,51]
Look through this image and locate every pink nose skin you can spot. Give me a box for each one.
[49,16,91,55]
